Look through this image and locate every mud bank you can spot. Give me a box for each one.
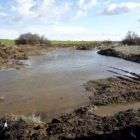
[0,43,101,70]
[75,44,107,50]
[0,44,55,70]
[0,108,140,140]
[98,45,140,63]
[75,45,99,50]
[53,43,102,49]
[86,72,140,106]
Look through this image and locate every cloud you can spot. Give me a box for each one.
[4,0,72,24]
[99,2,140,15]
[0,3,7,17]
[0,24,125,41]
[78,0,85,7]
[78,0,98,10]
[15,24,123,41]
[10,0,35,19]
[13,24,94,40]
[0,28,19,39]
[70,10,87,20]
[0,12,8,17]
[31,1,72,21]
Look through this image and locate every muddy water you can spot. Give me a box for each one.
[0,48,140,121]
[92,102,140,116]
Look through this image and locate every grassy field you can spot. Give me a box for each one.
[51,40,101,45]
[0,39,15,45]
[0,39,102,46]
[0,39,120,46]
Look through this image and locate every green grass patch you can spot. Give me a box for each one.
[51,40,102,45]
[0,39,102,46]
[1,39,120,46]
[0,39,15,45]
[0,39,120,46]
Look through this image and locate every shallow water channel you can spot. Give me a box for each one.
[0,48,140,121]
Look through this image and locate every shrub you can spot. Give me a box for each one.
[15,33,51,46]
[122,31,140,45]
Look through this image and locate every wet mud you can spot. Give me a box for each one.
[0,44,55,70]
[1,108,140,140]
[86,71,140,106]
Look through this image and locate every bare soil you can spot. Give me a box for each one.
[0,108,140,140]
[98,45,140,63]
[0,44,55,70]
[85,75,140,105]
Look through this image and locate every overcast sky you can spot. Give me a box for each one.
[0,0,140,41]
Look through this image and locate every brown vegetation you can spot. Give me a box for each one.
[15,33,51,46]
[122,31,140,46]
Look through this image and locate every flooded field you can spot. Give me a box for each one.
[0,48,140,121]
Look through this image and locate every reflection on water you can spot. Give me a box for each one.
[0,48,140,121]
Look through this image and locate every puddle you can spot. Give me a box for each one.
[92,102,140,116]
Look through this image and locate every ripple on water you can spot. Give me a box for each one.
[0,48,140,119]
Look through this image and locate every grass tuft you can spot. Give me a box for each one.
[6,113,43,124]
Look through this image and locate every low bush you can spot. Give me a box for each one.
[15,33,51,46]
[122,31,140,45]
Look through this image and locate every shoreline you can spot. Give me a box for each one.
[1,73,140,139]
[0,44,57,71]
[98,45,140,63]
[0,107,140,139]
[0,43,101,71]
[85,73,140,106]
[0,45,140,139]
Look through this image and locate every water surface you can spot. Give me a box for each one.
[0,48,140,121]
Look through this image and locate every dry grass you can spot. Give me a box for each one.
[6,113,43,124]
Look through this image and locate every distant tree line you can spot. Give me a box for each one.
[122,31,140,46]
[15,33,51,46]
